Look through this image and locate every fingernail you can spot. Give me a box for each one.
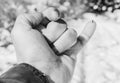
[91,20,95,23]
[87,20,96,27]
[81,20,96,40]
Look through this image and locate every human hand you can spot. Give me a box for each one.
[11,8,96,83]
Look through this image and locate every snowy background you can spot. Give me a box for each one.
[1,0,120,83]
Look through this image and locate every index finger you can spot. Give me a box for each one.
[14,12,43,31]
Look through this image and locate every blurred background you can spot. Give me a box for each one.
[0,0,120,83]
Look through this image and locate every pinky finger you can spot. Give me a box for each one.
[63,20,96,59]
[78,20,96,45]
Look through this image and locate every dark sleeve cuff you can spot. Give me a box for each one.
[0,63,50,83]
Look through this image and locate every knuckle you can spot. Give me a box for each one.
[47,22,67,36]
[11,14,27,37]
[43,7,60,21]
[47,21,67,29]
[16,14,26,22]
[67,28,77,44]
[65,28,77,45]
[15,14,28,26]
[47,22,58,28]
[47,22,56,29]
[78,36,86,45]
[68,28,77,38]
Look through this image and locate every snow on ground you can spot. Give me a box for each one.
[0,46,16,74]
[69,12,120,83]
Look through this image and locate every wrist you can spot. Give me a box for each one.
[20,61,53,76]
[19,63,54,83]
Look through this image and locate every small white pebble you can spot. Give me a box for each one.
[93,5,98,10]
[102,6,107,11]
[114,4,120,9]
[108,7,113,12]
[63,1,70,7]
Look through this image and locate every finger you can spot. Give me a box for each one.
[42,19,67,42]
[14,12,43,31]
[41,7,61,27]
[78,20,96,45]
[68,20,96,59]
[54,28,77,54]
[42,7,61,21]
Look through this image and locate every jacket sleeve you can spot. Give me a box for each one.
[0,63,50,83]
